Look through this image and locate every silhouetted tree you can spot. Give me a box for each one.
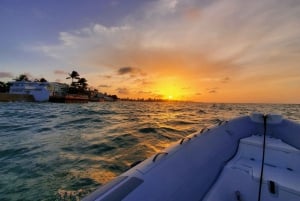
[14,74,30,81]
[34,78,47,82]
[66,71,80,83]
[110,94,118,100]
[0,81,7,92]
[77,77,88,90]
[40,78,48,82]
[0,82,11,92]
[65,71,91,95]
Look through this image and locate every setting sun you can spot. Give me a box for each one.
[150,76,192,101]
[155,84,184,100]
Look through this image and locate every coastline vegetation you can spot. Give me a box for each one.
[0,71,120,102]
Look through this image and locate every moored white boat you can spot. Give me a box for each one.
[83,113,300,201]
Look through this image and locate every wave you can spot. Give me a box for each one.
[110,134,139,148]
[0,147,31,159]
[197,109,207,114]
[1,102,300,200]
[62,143,116,155]
[166,120,198,126]
[138,127,157,133]
[54,117,97,129]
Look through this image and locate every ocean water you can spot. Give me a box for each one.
[0,101,299,201]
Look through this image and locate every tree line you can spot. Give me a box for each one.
[66,70,88,94]
[0,71,119,100]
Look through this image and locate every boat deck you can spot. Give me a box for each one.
[203,135,300,201]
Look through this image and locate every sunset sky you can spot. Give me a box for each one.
[0,0,299,103]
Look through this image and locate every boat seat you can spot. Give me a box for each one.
[203,135,300,201]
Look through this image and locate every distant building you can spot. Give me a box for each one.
[48,82,69,97]
[9,81,50,102]
[48,82,89,103]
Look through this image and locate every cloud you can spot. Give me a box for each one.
[138,90,152,94]
[99,75,112,79]
[134,78,153,86]
[116,87,130,94]
[117,66,147,78]
[207,87,219,94]
[98,84,110,88]
[221,77,230,83]
[118,67,134,75]
[0,72,14,78]
[54,70,67,75]
[30,0,300,101]
[36,0,299,72]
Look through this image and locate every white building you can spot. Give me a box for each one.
[48,82,69,97]
[9,81,50,102]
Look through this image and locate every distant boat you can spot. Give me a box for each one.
[0,81,50,102]
[83,113,300,201]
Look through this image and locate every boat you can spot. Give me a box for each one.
[7,81,50,102]
[82,113,300,201]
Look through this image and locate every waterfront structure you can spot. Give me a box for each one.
[8,81,50,102]
[48,82,69,97]
[0,93,34,102]
[48,82,89,103]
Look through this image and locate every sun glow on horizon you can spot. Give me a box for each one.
[168,95,173,100]
[154,78,189,101]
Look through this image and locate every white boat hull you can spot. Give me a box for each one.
[83,114,300,201]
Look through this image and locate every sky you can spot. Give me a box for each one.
[0,0,300,103]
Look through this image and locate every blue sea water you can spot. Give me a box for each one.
[0,101,299,201]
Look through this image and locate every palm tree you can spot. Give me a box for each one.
[66,71,80,83]
[77,77,88,90]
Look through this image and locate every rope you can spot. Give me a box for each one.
[258,114,268,201]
